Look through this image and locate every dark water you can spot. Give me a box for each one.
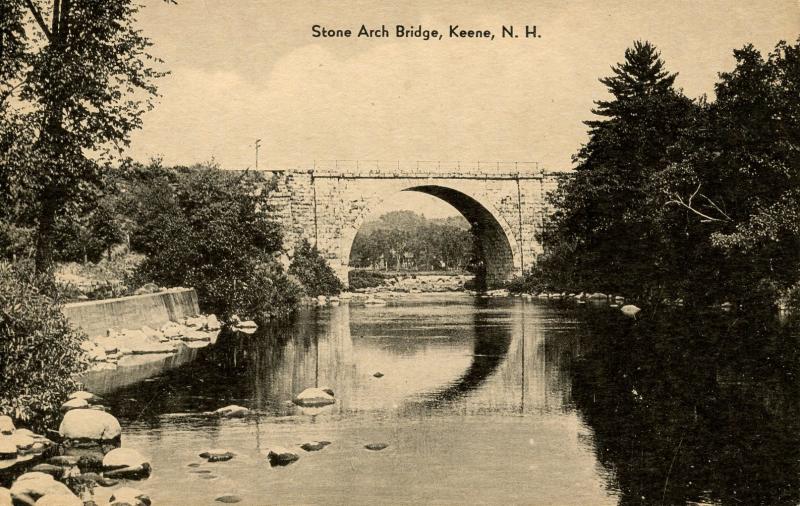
[86,294,800,505]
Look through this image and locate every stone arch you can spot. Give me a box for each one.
[340,184,520,287]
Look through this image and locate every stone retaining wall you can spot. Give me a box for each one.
[62,288,200,338]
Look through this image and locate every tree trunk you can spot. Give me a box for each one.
[34,187,58,275]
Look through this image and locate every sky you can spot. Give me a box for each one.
[127,0,798,217]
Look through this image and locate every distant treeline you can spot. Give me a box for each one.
[529,39,800,309]
[349,210,472,271]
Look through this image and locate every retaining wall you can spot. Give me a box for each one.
[62,288,200,338]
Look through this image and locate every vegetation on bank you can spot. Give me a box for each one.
[350,211,472,271]
[514,39,800,309]
[0,262,88,433]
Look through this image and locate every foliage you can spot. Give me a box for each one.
[129,164,299,321]
[0,261,88,432]
[540,38,800,308]
[288,239,343,296]
[0,0,165,273]
[350,210,472,271]
[348,269,388,290]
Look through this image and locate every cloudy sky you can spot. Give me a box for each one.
[128,0,797,174]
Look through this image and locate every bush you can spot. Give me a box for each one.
[289,239,343,296]
[131,166,297,322]
[348,269,387,290]
[0,262,88,432]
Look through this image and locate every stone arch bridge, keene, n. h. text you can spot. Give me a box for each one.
[261,161,560,288]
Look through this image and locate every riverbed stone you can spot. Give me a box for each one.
[10,473,73,501]
[267,447,299,466]
[364,443,388,451]
[236,320,257,329]
[0,437,16,459]
[206,314,221,330]
[300,441,325,452]
[293,388,335,407]
[11,433,35,452]
[34,493,83,506]
[373,372,384,378]
[199,449,235,462]
[60,398,89,413]
[59,409,121,443]
[46,456,79,467]
[29,464,65,480]
[621,305,641,317]
[102,448,151,479]
[0,416,14,435]
[215,494,242,503]
[213,405,249,418]
[0,488,9,506]
[108,487,151,506]
[68,391,101,404]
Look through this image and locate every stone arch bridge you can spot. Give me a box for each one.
[264,161,559,287]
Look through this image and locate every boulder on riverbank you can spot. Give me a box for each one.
[9,472,75,502]
[58,409,121,443]
[108,486,151,506]
[292,388,335,407]
[102,448,151,479]
[210,405,250,418]
[0,416,13,435]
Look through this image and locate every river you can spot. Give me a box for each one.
[84,293,800,505]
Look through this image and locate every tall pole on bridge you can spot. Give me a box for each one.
[254,139,262,169]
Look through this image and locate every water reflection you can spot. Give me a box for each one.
[570,306,800,505]
[83,295,800,504]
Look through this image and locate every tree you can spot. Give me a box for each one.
[289,239,343,296]
[541,41,697,299]
[0,0,165,274]
[656,39,800,304]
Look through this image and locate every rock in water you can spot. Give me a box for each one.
[58,409,121,443]
[0,437,16,459]
[33,494,83,506]
[213,405,249,418]
[364,443,388,451]
[206,314,222,331]
[199,449,235,462]
[300,441,325,452]
[9,472,74,501]
[215,494,243,503]
[102,448,151,479]
[373,372,384,378]
[109,487,151,506]
[292,388,335,407]
[620,304,641,317]
[266,447,299,466]
[0,416,14,435]
[60,398,89,412]
[67,391,102,404]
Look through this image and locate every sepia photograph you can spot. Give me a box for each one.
[1,0,799,504]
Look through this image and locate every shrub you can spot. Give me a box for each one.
[0,262,88,432]
[289,239,343,296]
[131,166,296,322]
[348,269,387,290]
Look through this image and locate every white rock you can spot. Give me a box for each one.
[10,473,73,501]
[34,493,83,506]
[621,305,641,317]
[0,416,14,435]
[10,433,34,451]
[0,437,17,459]
[236,320,257,329]
[140,325,161,339]
[102,447,148,470]
[60,398,88,413]
[0,487,10,506]
[68,391,100,403]
[109,487,150,506]
[293,387,335,407]
[205,314,221,331]
[213,405,249,418]
[58,409,121,442]
[185,315,206,328]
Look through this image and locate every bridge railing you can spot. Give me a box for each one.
[312,160,542,172]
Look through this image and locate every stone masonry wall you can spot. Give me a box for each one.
[264,167,559,287]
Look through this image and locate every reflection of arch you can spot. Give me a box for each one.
[400,308,513,411]
[342,185,520,286]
